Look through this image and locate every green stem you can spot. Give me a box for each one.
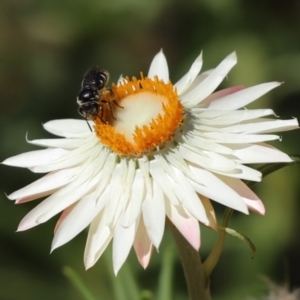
[168,220,211,300]
[63,266,97,300]
[203,208,233,278]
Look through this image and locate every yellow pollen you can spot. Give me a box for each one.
[94,75,184,157]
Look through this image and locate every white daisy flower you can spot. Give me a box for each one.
[3,50,298,274]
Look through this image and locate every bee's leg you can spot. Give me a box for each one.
[100,99,118,120]
[112,99,123,109]
[106,88,124,109]
[98,105,108,123]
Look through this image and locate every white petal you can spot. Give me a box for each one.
[51,189,109,250]
[198,131,280,143]
[221,119,298,134]
[120,169,144,227]
[213,164,262,181]
[113,219,136,275]
[164,147,197,179]
[168,167,209,225]
[18,159,104,230]
[138,156,152,196]
[175,52,203,95]
[7,167,79,200]
[183,134,233,154]
[28,137,85,149]
[142,182,165,248]
[94,152,118,199]
[180,69,213,97]
[149,158,180,205]
[2,148,68,168]
[84,212,113,269]
[179,143,236,172]
[133,218,153,269]
[104,159,129,226]
[232,143,293,163]
[165,202,200,250]
[108,160,136,228]
[181,52,237,106]
[29,137,101,173]
[193,109,276,126]
[208,82,281,110]
[148,50,169,82]
[43,119,92,138]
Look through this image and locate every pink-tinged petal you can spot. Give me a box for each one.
[54,203,76,234]
[142,182,165,248]
[2,148,68,168]
[244,198,265,215]
[175,52,203,95]
[43,119,91,138]
[207,86,245,101]
[209,82,281,110]
[165,202,200,250]
[7,168,79,200]
[15,190,56,204]
[188,165,249,214]
[181,52,237,107]
[17,193,70,231]
[198,86,245,108]
[148,50,169,83]
[84,212,113,270]
[112,220,136,275]
[133,217,153,269]
[217,175,265,215]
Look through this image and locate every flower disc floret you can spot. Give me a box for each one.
[94,75,184,157]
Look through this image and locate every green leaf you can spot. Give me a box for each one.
[218,227,256,258]
[245,156,300,187]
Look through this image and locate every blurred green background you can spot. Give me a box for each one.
[1,0,300,299]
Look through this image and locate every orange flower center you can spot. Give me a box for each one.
[94,74,184,157]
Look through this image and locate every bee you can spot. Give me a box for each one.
[77,66,121,130]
